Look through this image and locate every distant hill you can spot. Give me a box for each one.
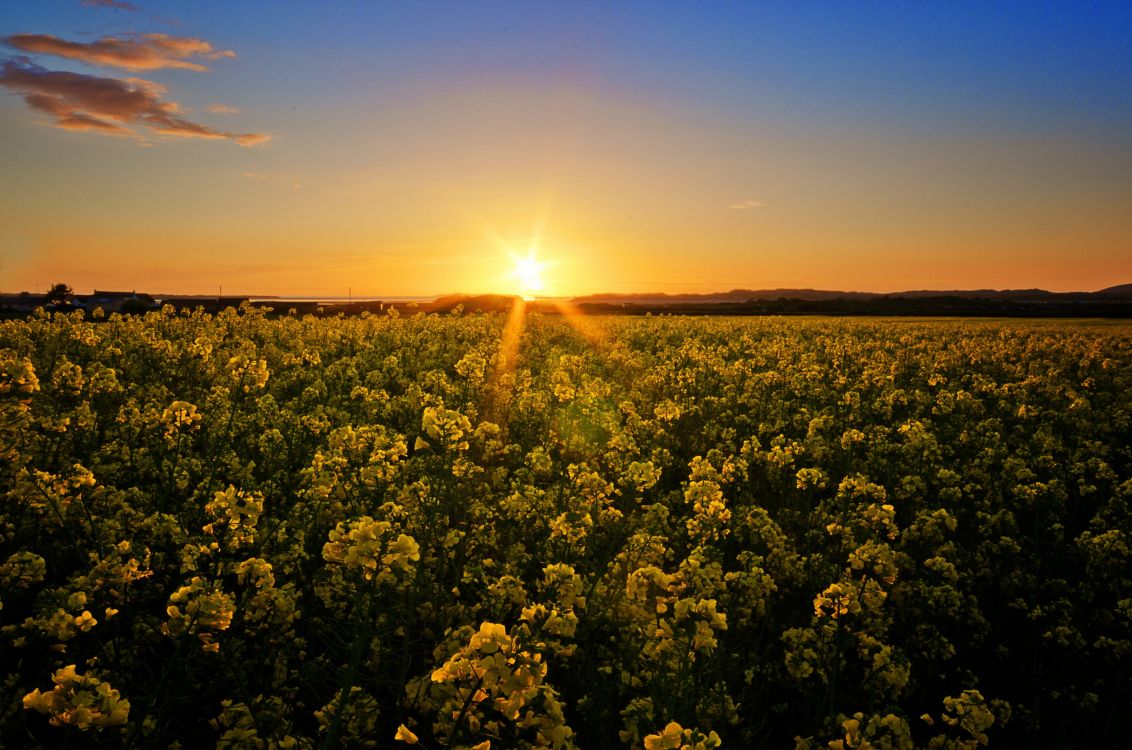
[572,285,1132,306]
[1096,283,1132,297]
[571,289,878,305]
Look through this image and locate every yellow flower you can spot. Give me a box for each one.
[74,610,97,632]
[644,721,686,750]
[394,724,419,744]
[469,621,511,654]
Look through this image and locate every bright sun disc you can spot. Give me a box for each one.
[511,249,544,296]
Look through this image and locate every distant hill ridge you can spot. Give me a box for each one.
[570,285,1132,305]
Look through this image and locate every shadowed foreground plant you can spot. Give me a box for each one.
[23,664,129,729]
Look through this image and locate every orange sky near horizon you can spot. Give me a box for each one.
[2,3,1130,297]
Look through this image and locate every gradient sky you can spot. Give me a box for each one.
[2,1,1130,297]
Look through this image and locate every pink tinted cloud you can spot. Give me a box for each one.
[205,102,240,114]
[82,0,139,10]
[0,60,269,146]
[4,32,234,72]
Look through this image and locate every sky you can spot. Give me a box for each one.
[1,1,1130,297]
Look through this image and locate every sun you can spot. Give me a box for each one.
[510,247,545,297]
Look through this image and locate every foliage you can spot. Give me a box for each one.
[44,284,74,305]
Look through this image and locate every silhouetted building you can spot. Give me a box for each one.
[0,293,48,312]
[83,290,158,314]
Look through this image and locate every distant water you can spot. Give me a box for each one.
[248,295,572,304]
[248,296,434,303]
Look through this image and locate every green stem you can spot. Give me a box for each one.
[320,587,372,750]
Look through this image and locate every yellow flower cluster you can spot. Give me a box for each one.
[226,354,270,392]
[203,485,265,551]
[160,399,202,437]
[419,404,473,451]
[643,721,722,750]
[322,515,420,584]
[0,354,40,396]
[23,665,129,729]
[417,621,575,749]
[163,577,236,652]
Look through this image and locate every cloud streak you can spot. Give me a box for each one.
[0,59,269,146]
[729,199,766,210]
[82,0,139,10]
[4,33,234,72]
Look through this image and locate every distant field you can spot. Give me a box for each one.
[796,316,1132,328]
[2,309,1129,748]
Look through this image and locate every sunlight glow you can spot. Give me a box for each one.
[483,296,527,421]
[510,247,545,298]
[550,299,606,346]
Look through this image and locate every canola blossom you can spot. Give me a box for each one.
[0,306,1129,748]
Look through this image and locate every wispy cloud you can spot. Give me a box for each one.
[729,199,766,210]
[4,32,234,72]
[82,0,139,10]
[205,102,239,114]
[0,59,269,146]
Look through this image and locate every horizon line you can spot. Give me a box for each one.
[4,282,1131,302]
